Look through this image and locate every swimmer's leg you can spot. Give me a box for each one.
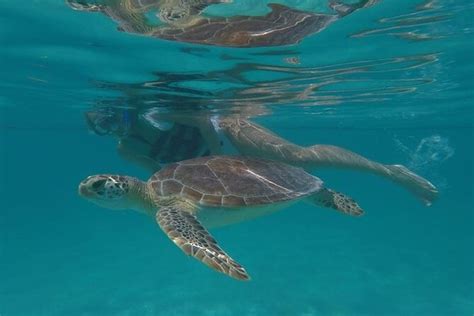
[219,117,438,205]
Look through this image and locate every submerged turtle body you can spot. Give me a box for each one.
[149,156,323,207]
[79,155,363,280]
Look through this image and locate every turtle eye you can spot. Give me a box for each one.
[92,179,106,190]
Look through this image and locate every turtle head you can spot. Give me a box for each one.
[79,175,141,210]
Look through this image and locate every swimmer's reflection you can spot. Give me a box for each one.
[85,105,438,206]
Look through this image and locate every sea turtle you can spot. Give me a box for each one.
[79,155,363,280]
[66,0,378,47]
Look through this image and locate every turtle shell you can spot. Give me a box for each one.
[148,156,323,207]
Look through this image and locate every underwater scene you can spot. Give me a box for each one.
[1,0,473,315]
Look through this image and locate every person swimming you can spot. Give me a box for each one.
[85,107,211,172]
[85,105,438,206]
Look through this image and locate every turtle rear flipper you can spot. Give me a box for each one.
[156,200,250,281]
[307,188,364,216]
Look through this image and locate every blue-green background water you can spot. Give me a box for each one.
[1,0,473,315]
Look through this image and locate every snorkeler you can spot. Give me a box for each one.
[85,107,215,172]
[85,106,438,206]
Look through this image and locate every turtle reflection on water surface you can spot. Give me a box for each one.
[66,0,378,47]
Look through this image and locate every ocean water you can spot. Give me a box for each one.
[1,0,473,315]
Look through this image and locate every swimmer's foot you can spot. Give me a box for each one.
[386,164,438,206]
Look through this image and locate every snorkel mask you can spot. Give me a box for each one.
[85,108,132,136]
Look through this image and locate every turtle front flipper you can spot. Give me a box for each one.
[156,201,250,281]
[308,188,364,216]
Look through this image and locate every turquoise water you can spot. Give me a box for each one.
[1,0,473,315]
